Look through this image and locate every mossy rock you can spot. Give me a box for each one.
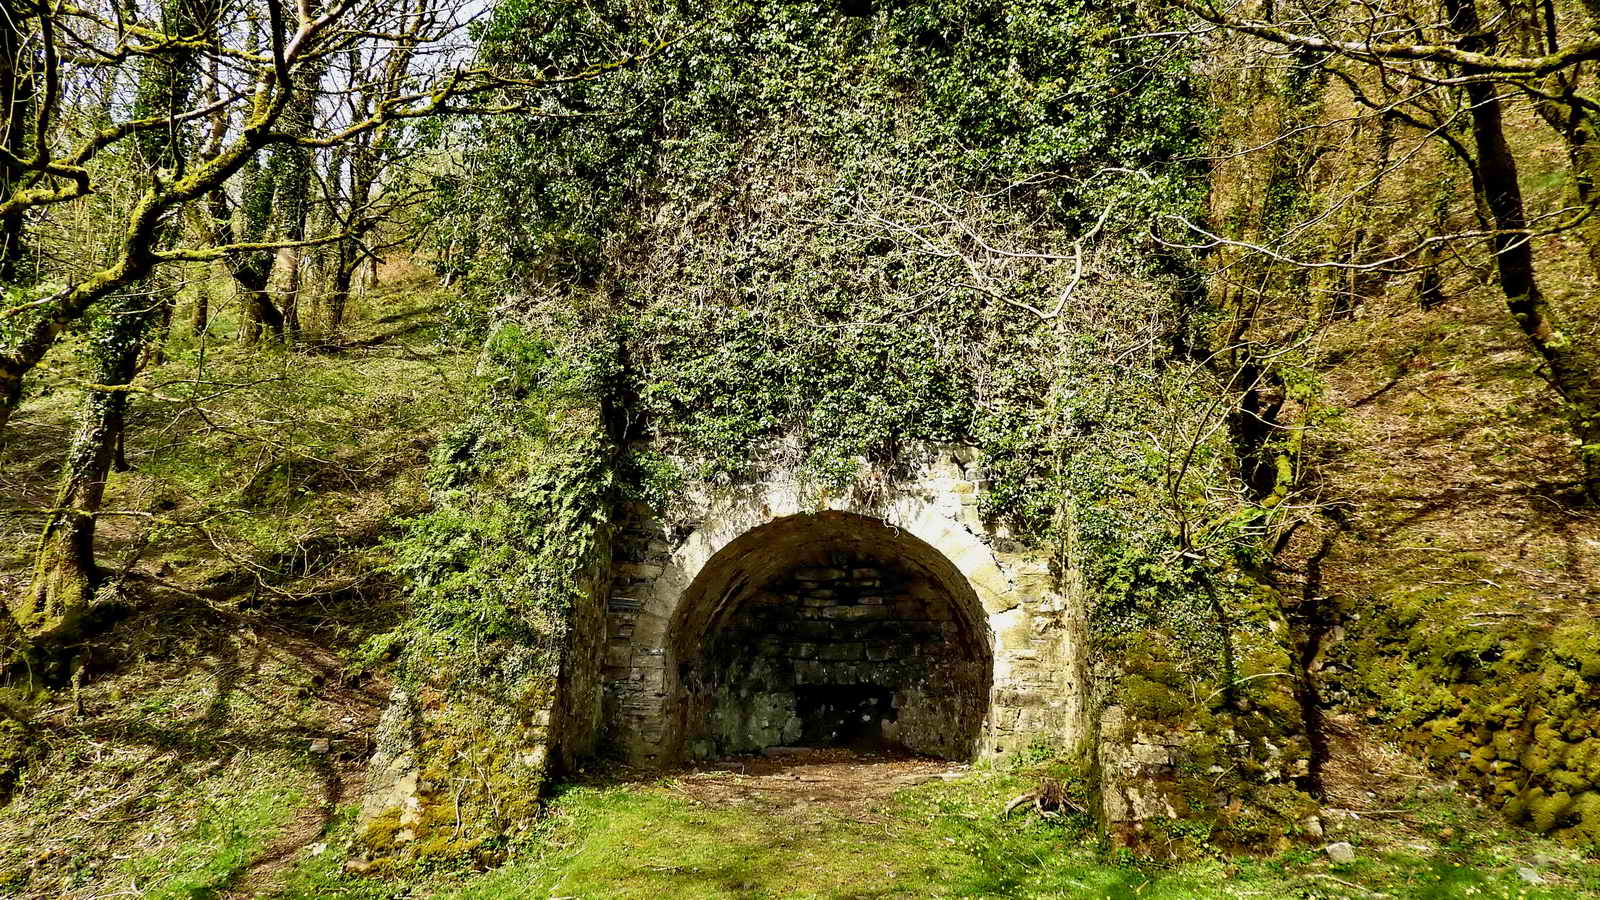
[1122,674,1188,721]
[1558,791,1600,846]
[1551,623,1600,679]
[1490,727,1526,760]
[1519,721,1566,774]
[362,809,405,851]
[1528,789,1575,834]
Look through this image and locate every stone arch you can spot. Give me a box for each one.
[671,511,994,758]
[610,478,1032,763]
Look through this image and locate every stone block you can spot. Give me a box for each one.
[793,621,835,640]
[994,688,1044,707]
[1325,842,1355,864]
[823,604,889,620]
[892,598,923,617]
[866,641,905,662]
[1128,742,1172,767]
[818,642,866,661]
[795,567,846,581]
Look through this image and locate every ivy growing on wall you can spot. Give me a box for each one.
[382,320,619,693]
[433,0,1266,692]
[361,319,623,857]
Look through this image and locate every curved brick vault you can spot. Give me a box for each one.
[673,511,994,759]
[601,446,1091,765]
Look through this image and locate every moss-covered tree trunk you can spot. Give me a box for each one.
[1447,0,1600,502]
[225,155,285,345]
[19,305,160,636]
[328,250,357,330]
[1537,103,1600,279]
[328,145,374,330]
[18,0,194,637]
[191,268,212,335]
[264,25,325,338]
[0,0,38,442]
[0,0,33,286]
[1531,2,1600,284]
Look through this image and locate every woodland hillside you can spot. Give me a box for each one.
[2,0,1600,898]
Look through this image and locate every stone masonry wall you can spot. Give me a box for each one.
[691,554,989,759]
[601,444,1093,766]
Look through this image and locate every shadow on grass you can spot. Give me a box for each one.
[0,570,405,899]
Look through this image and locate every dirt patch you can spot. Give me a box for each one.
[661,747,967,824]
[222,638,389,899]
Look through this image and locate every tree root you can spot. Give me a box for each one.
[1002,778,1085,819]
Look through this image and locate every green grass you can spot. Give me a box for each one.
[264,771,1600,900]
[122,780,303,900]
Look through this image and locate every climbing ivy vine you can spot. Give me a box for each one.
[430,0,1261,679]
[381,320,619,693]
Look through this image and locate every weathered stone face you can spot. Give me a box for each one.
[600,444,1092,766]
[692,553,989,759]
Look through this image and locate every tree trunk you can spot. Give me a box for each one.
[19,304,158,638]
[18,0,196,636]
[239,284,285,344]
[1339,115,1395,314]
[220,150,282,344]
[0,0,33,284]
[264,49,325,340]
[1448,0,1600,501]
[25,405,120,639]
[0,362,22,441]
[274,246,303,336]
[329,254,355,330]
[226,158,283,344]
[331,140,378,332]
[192,275,212,335]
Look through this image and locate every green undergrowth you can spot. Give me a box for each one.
[0,274,475,897]
[121,779,303,900]
[264,767,1600,898]
[355,318,622,858]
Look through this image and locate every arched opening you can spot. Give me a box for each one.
[668,511,993,760]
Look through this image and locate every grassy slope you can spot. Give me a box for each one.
[1283,90,1600,842]
[0,272,474,898]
